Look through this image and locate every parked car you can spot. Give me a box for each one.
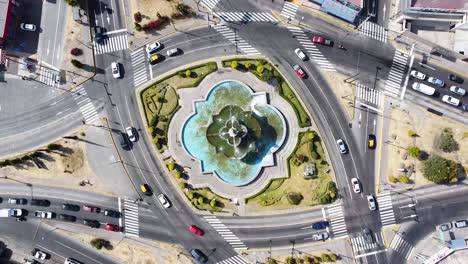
[23,259,39,264]
[118,132,131,150]
[58,214,76,222]
[83,205,100,213]
[30,199,50,207]
[189,225,204,236]
[351,178,361,193]
[463,104,468,112]
[83,219,100,228]
[126,126,137,142]
[105,223,121,232]
[312,231,329,241]
[454,220,467,228]
[368,134,376,149]
[410,70,426,80]
[336,139,347,154]
[64,258,83,264]
[311,221,329,230]
[158,194,171,208]
[294,48,307,61]
[189,248,208,263]
[34,211,54,219]
[293,64,306,79]
[94,26,105,44]
[437,222,452,231]
[104,210,121,218]
[449,73,464,84]
[20,23,36,32]
[362,228,373,244]
[111,62,121,79]
[146,42,162,54]
[62,204,80,211]
[8,198,27,205]
[32,248,48,260]
[442,95,460,106]
[166,48,180,57]
[367,195,377,211]
[9,209,23,217]
[148,54,161,64]
[449,86,466,96]
[427,77,445,87]
[141,184,152,196]
[312,36,333,46]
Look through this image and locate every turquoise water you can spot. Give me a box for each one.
[182,81,285,186]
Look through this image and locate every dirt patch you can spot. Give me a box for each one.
[386,105,468,187]
[323,72,355,121]
[266,249,343,264]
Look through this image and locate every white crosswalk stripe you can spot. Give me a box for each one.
[204,216,247,250]
[359,21,387,43]
[390,235,414,260]
[131,48,149,87]
[356,83,382,107]
[377,192,396,226]
[351,232,383,253]
[211,24,261,55]
[71,87,99,124]
[288,26,335,71]
[384,50,409,98]
[38,67,59,87]
[200,0,220,11]
[94,34,129,55]
[326,204,348,238]
[214,12,278,23]
[216,255,249,264]
[123,198,139,236]
[281,2,298,20]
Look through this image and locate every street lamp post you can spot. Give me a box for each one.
[268,239,272,261]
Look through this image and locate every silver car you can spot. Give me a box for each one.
[294,48,307,61]
[166,48,180,57]
[410,70,426,80]
[367,195,376,211]
[442,95,460,106]
[146,42,162,54]
[336,139,347,154]
[427,77,445,87]
[449,86,466,96]
[312,231,329,241]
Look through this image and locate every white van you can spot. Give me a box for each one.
[412,82,435,96]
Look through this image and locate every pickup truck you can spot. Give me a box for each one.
[0,208,23,217]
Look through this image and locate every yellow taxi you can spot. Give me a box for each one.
[148,54,160,64]
[368,134,376,149]
[140,184,152,196]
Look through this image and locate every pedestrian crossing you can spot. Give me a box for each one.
[359,21,387,43]
[123,198,139,237]
[131,48,149,87]
[200,0,220,11]
[351,231,384,253]
[377,192,396,226]
[390,235,414,260]
[211,24,261,55]
[39,67,59,87]
[204,216,247,250]
[72,87,99,124]
[94,34,129,55]
[356,83,382,107]
[288,26,335,71]
[214,12,278,23]
[384,50,409,98]
[216,255,249,264]
[326,204,348,238]
[281,2,298,20]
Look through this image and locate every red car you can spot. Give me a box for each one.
[312,36,333,46]
[189,225,204,236]
[83,205,100,213]
[105,223,121,232]
[293,65,306,79]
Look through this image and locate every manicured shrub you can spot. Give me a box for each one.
[90,238,111,250]
[153,137,159,144]
[330,253,337,261]
[321,253,329,262]
[187,192,194,200]
[439,128,458,153]
[423,155,458,183]
[286,192,303,205]
[303,256,312,264]
[450,177,459,183]
[134,22,142,31]
[179,182,186,189]
[134,12,142,22]
[328,181,337,193]
[407,146,420,158]
[257,65,264,73]
[231,60,238,69]
[319,193,331,204]
[175,171,182,179]
[71,59,82,68]
[178,71,185,77]
[245,62,252,69]
[330,191,336,199]
[399,175,409,183]
[407,130,416,137]
[168,162,175,171]
[198,196,204,204]
[210,199,217,208]
[308,131,316,140]
[47,143,61,151]
[286,257,296,264]
[389,176,398,183]
[185,70,192,78]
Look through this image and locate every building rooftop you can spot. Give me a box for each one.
[0,0,11,40]
[412,0,468,10]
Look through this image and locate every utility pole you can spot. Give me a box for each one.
[268,240,272,261]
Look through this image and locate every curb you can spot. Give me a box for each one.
[375,96,386,194]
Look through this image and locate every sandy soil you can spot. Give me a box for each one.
[323,72,355,121]
[386,105,468,187]
[0,130,114,196]
[266,249,343,264]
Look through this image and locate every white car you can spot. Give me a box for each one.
[111,62,121,79]
[32,249,48,260]
[34,211,54,219]
[126,126,137,142]
[336,139,347,154]
[437,222,452,231]
[312,231,329,241]
[158,194,171,208]
[20,23,36,32]
[449,86,466,96]
[351,178,361,193]
[442,95,460,106]
[10,209,23,217]
[166,48,180,57]
[367,195,376,211]
[146,42,162,54]
[410,70,426,80]
[294,48,307,61]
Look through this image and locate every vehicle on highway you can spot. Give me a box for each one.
[118,132,131,150]
[351,178,361,193]
[312,36,333,46]
[146,42,162,54]
[362,228,373,244]
[166,48,180,57]
[126,126,137,142]
[30,199,50,207]
[83,219,100,228]
[8,198,27,205]
[367,195,377,211]
[20,23,36,32]
[64,258,83,264]
[368,134,376,149]
[312,231,329,241]
[454,220,467,228]
[0,208,23,217]
[449,86,466,96]
[104,210,121,218]
[189,248,208,263]
[311,221,329,230]
[141,184,152,196]
[189,225,204,236]
[449,74,464,84]
[410,70,426,80]
[34,211,54,219]
[293,64,306,79]
[336,139,347,154]
[32,248,48,260]
[148,54,161,64]
[105,223,121,232]
[58,214,76,222]
[427,77,445,87]
[62,204,80,211]
[111,62,121,79]
[83,205,100,213]
[412,82,436,96]
[158,194,171,208]
[94,26,105,44]
[442,95,460,106]
[294,48,307,61]
[437,222,452,231]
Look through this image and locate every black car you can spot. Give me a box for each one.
[62,204,80,211]
[118,132,131,150]
[83,219,100,228]
[59,214,77,222]
[8,198,27,205]
[189,248,208,263]
[449,74,464,84]
[104,210,121,218]
[31,199,50,207]
[311,221,329,230]
[94,26,106,44]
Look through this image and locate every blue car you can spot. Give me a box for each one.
[312,221,329,230]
